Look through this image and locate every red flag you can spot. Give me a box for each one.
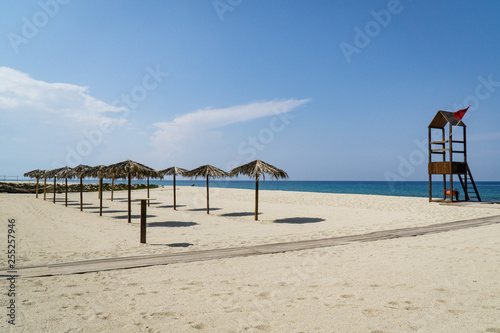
[453,105,470,120]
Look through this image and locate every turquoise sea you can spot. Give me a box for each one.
[82,179,500,202]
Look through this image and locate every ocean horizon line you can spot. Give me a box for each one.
[5,178,500,202]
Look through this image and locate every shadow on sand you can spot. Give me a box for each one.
[157,204,187,209]
[273,217,325,224]
[221,212,261,217]
[150,243,193,248]
[66,202,93,206]
[86,206,110,210]
[147,221,198,228]
[89,209,126,214]
[54,199,78,203]
[188,208,222,212]
[112,214,157,220]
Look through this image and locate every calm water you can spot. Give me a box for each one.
[79,179,500,202]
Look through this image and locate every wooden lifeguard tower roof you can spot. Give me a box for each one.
[429,110,466,128]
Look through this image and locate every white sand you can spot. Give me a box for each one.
[1,186,499,332]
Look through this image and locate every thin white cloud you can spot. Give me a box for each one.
[150,98,310,157]
[1,67,310,170]
[157,98,310,130]
[0,67,127,127]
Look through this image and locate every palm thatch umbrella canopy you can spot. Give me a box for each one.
[81,165,108,197]
[24,169,43,178]
[106,160,158,223]
[23,169,46,198]
[72,164,92,211]
[183,165,229,214]
[230,160,288,220]
[55,167,73,207]
[37,170,50,201]
[158,166,187,210]
[81,165,108,216]
[46,167,70,204]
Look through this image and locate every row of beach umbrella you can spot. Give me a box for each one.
[24,160,288,221]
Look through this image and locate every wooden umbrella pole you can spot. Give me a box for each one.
[80,177,83,211]
[255,177,259,221]
[128,173,131,223]
[147,177,150,207]
[111,178,114,201]
[99,177,103,216]
[35,177,39,198]
[206,176,209,214]
[98,177,101,199]
[43,177,47,200]
[53,177,56,203]
[65,178,68,207]
[228,160,287,220]
[173,174,177,210]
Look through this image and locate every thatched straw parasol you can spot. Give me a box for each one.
[46,168,58,204]
[81,165,108,199]
[110,177,115,201]
[144,169,161,207]
[46,167,71,204]
[230,160,288,220]
[159,166,187,210]
[42,171,49,200]
[37,170,50,201]
[183,165,229,214]
[72,164,92,211]
[23,169,46,198]
[81,165,108,216]
[55,167,73,207]
[24,169,42,178]
[106,160,158,223]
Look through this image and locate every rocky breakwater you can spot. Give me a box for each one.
[0,182,159,194]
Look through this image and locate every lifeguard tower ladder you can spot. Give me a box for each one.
[428,111,481,202]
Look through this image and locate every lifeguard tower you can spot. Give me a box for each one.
[428,110,481,202]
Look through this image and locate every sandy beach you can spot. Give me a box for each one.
[1,186,499,332]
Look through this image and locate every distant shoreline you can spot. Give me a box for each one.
[4,179,500,201]
[0,182,159,194]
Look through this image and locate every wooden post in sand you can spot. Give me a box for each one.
[99,177,103,216]
[173,173,177,210]
[206,176,210,214]
[80,177,83,211]
[65,178,68,207]
[53,177,56,203]
[140,199,147,243]
[111,178,114,201]
[136,198,153,243]
[128,173,132,223]
[98,177,101,199]
[147,177,150,207]
[43,177,47,200]
[36,176,40,198]
[255,177,259,221]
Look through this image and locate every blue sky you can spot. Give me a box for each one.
[1,0,499,181]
